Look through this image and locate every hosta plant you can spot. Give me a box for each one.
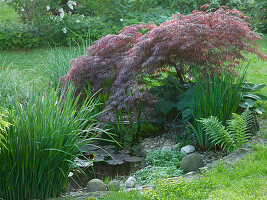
[239,82,267,114]
[149,75,194,124]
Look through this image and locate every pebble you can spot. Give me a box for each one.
[141,135,177,151]
[161,146,172,152]
[181,145,195,154]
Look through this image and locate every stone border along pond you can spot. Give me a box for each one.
[50,125,266,200]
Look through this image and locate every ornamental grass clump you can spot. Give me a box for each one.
[43,38,89,89]
[0,85,108,200]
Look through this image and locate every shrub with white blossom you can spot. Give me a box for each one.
[10,0,78,34]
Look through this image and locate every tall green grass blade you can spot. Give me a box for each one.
[0,85,111,199]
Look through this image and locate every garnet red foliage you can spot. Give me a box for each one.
[60,6,266,115]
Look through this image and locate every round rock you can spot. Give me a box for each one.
[107,180,120,191]
[125,176,136,188]
[86,179,107,192]
[181,145,195,154]
[180,153,204,173]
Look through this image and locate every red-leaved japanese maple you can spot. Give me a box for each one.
[60,5,266,117]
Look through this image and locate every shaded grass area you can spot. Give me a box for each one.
[0,36,265,85]
[103,144,267,200]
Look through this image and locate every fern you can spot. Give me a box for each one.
[199,116,236,152]
[200,109,258,152]
[227,113,248,149]
[241,109,259,135]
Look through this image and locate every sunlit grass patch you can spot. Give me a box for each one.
[0,2,19,22]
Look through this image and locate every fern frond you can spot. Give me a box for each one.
[200,116,236,152]
[227,113,248,148]
[241,108,259,135]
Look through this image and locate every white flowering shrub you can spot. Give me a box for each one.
[7,0,90,47]
[10,0,66,23]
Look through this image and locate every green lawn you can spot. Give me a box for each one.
[0,48,52,90]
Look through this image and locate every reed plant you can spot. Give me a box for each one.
[0,85,109,200]
[190,67,247,149]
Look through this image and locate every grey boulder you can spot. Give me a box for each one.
[180,153,204,173]
[125,176,136,188]
[86,179,107,192]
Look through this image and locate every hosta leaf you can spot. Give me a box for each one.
[175,99,191,110]
[255,94,267,101]
[255,104,265,114]
[243,92,262,100]
[179,87,195,98]
[156,115,166,124]
[166,76,181,89]
[159,101,174,115]
[239,99,255,108]
[163,90,176,99]
[150,86,163,96]
[242,83,266,91]
[251,83,266,91]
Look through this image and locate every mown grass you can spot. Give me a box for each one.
[0,47,74,91]
[103,144,267,200]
